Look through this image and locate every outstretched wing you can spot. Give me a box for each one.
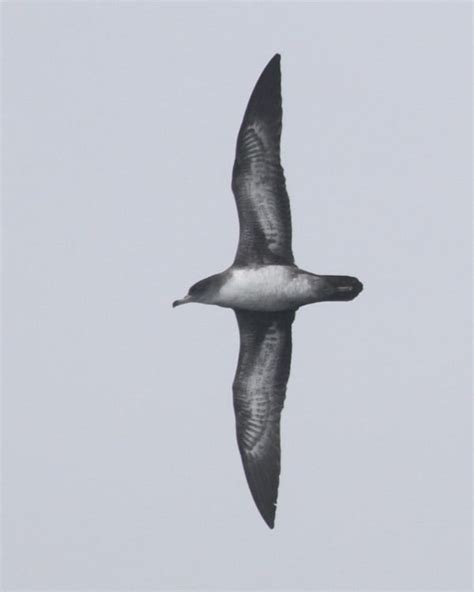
[233,309,295,528]
[232,54,294,267]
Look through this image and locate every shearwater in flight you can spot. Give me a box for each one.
[173,54,363,528]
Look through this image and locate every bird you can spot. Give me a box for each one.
[173,54,363,528]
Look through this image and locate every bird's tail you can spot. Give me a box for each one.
[319,275,363,301]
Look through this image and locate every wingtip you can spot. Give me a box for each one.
[267,53,281,69]
[256,53,281,79]
[257,502,277,529]
[242,461,279,528]
[265,516,276,529]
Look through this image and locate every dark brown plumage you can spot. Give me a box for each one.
[173,54,363,529]
[232,54,294,267]
[233,310,294,528]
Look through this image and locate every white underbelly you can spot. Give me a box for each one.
[215,266,313,311]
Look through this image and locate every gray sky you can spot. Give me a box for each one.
[2,1,472,589]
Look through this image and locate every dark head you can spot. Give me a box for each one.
[172,274,223,308]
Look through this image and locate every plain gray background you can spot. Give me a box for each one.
[2,1,472,590]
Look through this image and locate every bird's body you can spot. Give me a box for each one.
[217,266,310,311]
[173,54,363,528]
[197,265,362,311]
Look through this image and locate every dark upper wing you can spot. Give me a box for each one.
[231,54,294,267]
[233,309,295,528]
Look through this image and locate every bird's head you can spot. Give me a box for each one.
[172,275,221,308]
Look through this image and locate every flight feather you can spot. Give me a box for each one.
[233,309,294,527]
[232,54,294,267]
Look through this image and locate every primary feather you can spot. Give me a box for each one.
[232,54,294,267]
[233,310,294,528]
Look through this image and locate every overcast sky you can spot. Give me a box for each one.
[2,2,472,589]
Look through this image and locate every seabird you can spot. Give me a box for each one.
[173,54,363,528]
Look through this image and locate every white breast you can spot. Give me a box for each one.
[215,266,313,311]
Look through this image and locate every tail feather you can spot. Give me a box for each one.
[320,275,363,301]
